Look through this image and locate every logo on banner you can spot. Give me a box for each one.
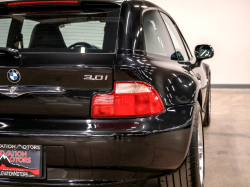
[0,144,41,177]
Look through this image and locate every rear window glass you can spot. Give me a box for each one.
[0,9,120,54]
[0,18,11,47]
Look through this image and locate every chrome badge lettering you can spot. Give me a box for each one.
[84,75,108,80]
[10,86,17,93]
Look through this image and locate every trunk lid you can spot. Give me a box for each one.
[0,54,115,118]
[0,3,120,118]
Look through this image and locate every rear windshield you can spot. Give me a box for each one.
[0,8,120,54]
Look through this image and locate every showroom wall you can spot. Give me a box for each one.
[153,0,250,85]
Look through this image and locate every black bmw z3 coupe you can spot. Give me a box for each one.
[0,0,213,186]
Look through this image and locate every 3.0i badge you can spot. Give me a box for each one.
[7,69,21,83]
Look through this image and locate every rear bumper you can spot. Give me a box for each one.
[0,103,196,186]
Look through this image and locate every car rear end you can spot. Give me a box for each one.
[0,1,195,186]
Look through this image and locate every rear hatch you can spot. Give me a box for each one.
[0,1,120,118]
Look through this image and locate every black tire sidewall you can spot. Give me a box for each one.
[188,106,205,187]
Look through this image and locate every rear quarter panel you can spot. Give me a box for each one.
[114,54,201,107]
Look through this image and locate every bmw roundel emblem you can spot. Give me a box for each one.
[7,69,21,83]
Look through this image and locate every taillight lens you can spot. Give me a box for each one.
[7,1,79,6]
[91,82,164,118]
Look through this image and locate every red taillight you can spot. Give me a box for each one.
[8,1,79,6]
[91,82,164,118]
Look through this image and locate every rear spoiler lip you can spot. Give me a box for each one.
[81,1,122,7]
[0,0,122,15]
[0,0,123,6]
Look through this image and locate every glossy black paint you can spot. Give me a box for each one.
[114,55,198,106]
[0,103,197,186]
[115,0,210,116]
[0,54,115,118]
[0,0,212,186]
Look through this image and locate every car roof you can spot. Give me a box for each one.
[0,0,167,19]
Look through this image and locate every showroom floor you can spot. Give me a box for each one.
[146,89,250,187]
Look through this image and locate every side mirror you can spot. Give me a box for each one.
[171,51,184,61]
[195,44,214,62]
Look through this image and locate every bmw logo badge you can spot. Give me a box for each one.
[7,69,21,83]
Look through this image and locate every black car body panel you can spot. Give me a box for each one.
[0,54,115,118]
[0,103,196,186]
[114,55,198,106]
[0,0,211,186]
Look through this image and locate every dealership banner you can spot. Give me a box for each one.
[0,144,42,178]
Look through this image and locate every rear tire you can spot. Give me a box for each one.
[158,106,204,187]
[204,83,211,126]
